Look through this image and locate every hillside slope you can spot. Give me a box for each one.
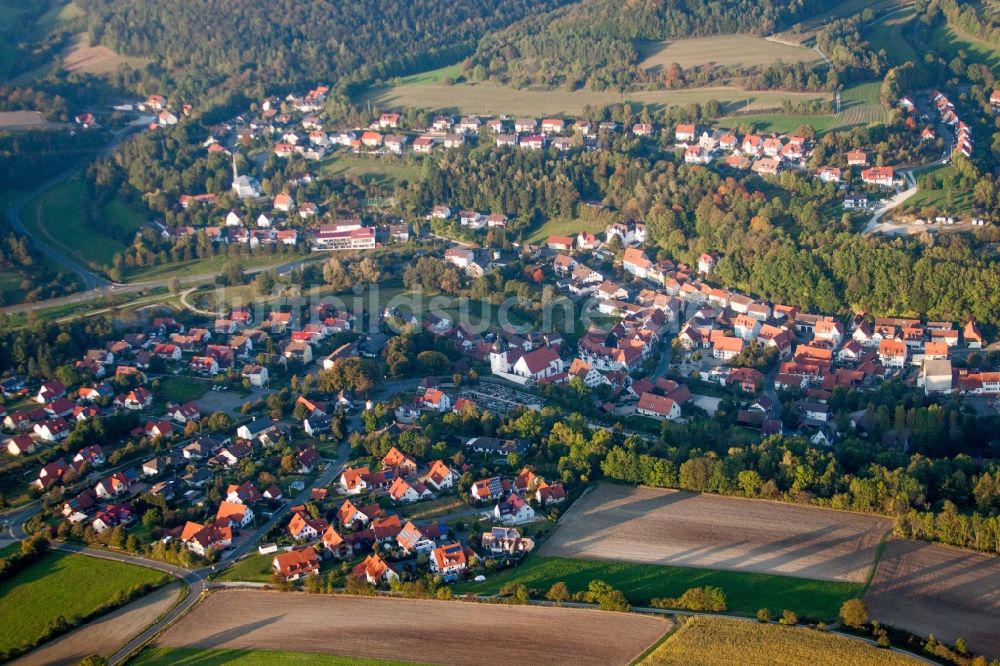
[74,0,574,98]
[465,0,843,89]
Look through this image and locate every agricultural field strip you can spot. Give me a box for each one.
[642,615,925,666]
[638,35,821,71]
[864,540,1000,659]
[540,484,892,583]
[155,590,670,666]
[358,82,830,117]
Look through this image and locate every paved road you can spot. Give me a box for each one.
[2,427,356,664]
[6,167,108,291]
[0,255,327,316]
[5,126,144,292]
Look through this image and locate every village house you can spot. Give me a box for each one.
[424,460,459,490]
[353,553,399,584]
[430,542,469,578]
[388,477,433,503]
[878,339,908,368]
[494,493,536,525]
[636,392,681,421]
[861,166,895,188]
[482,526,534,556]
[216,500,254,529]
[273,546,320,581]
[288,510,328,540]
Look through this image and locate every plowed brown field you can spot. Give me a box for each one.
[156,590,670,665]
[540,484,892,582]
[865,540,1000,659]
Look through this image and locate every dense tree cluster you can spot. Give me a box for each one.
[465,0,837,90]
[75,0,573,105]
[600,431,1000,554]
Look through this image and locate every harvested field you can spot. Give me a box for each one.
[642,615,923,666]
[865,540,1000,659]
[541,483,892,582]
[156,589,670,666]
[357,82,829,117]
[0,111,64,130]
[14,582,183,666]
[638,35,820,72]
[62,33,149,75]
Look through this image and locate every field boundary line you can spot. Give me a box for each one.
[629,616,682,665]
[556,485,593,525]
[859,531,892,597]
[109,584,212,666]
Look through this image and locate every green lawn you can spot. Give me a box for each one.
[216,552,275,583]
[397,496,465,520]
[156,376,211,404]
[928,20,1000,68]
[719,113,842,135]
[359,80,829,117]
[526,216,609,243]
[863,5,919,66]
[133,648,424,666]
[721,82,888,135]
[454,556,862,621]
[321,152,423,186]
[399,62,464,86]
[906,164,975,214]
[125,251,310,282]
[23,175,126,268]
[0,551,170,653]
[101,197,148,239]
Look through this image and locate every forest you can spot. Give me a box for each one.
[74,0,573,107]
[463,0,840,90]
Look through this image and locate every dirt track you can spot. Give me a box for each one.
[156,589,670,665]
[14,583,183,666]
[865,540,1000,659]
[540,484,892,582]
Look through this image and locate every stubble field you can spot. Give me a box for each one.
[641,615,924,666]
[540,484,892,582]
[864,540,1000,659]
[155,590,671,666]
[638,35,821,71]
[357,82,829,117]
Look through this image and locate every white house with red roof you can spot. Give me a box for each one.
[424,460,458,490]
[430,542,469,577]
[420,388,452,412]
[636,393,681,421]
[494,493,536,525]
[387,477,433,503]
[861,166,895,188]
[511,346,564,382]
[273,546,320,580]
